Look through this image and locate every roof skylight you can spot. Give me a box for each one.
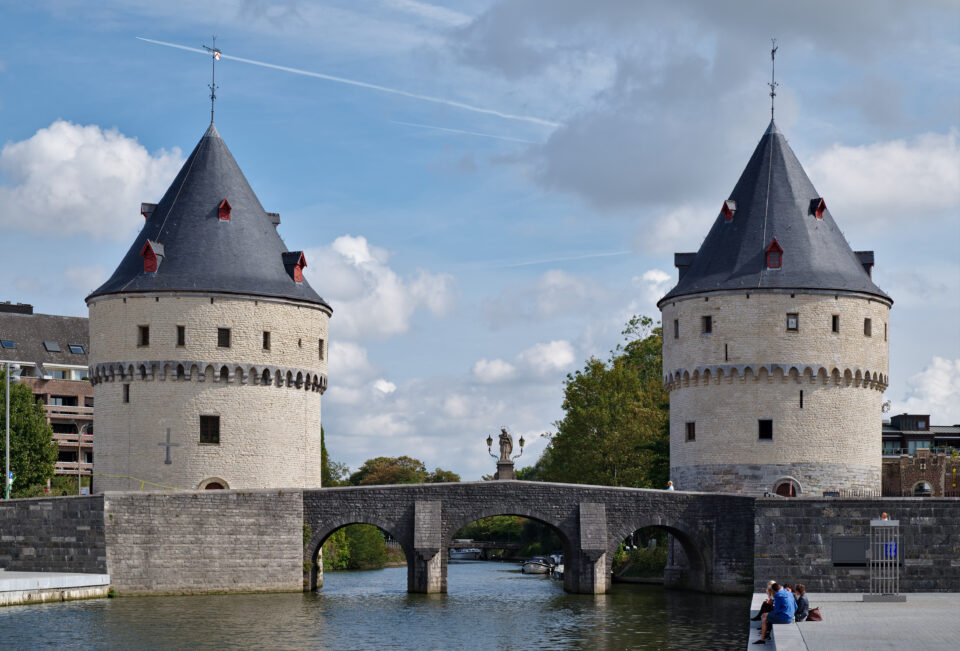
[43,341,61,352]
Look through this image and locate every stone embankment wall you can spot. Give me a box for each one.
[1,490,303,596]
[754,498,960,592]
[0,495,106,573]
[103,489,303,595]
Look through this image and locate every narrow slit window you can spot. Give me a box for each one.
[832,315,840,333]
[758,419,773,440]
[123,383,130,404]
[138,325,150,347]
[884,323,887,341]
[319,338,325,361]
[263,331,271,350]
[177,325,185,347]
[685,422,696,442]
[218,328,231,348]
[673,319,679,339]
[800,390,804,409]
[701,316,712,334]
[724,343,728,361]
[864,318,872,337]
[786,313,799,332]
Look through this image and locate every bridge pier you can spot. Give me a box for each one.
[409,500,444,593]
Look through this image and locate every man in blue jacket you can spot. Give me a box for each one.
[754,582,797,644]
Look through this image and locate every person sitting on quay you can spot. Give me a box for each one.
[794,584,809,622]
[754,582,796,644]
[666,481,675,491]
[750,580,776,624]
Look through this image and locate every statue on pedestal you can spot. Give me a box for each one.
[487,427,524,480]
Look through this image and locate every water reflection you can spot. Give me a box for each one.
[0,562,749,650]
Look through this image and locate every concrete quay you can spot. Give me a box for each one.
[747,592,960,650]
[0,570,110,606]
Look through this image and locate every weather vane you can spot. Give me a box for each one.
[769,38,778,121]
[201,36,221,124]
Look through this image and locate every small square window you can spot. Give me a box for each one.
[138,325,150,347]
[673,319,679,339]
[0,340,15,349]
[758,419,773,440]
[832,315,840,333]
[217,328,231,348]
[177,326,186,347]
[43,341,61,352]
[864,318,872,337]
[685,422,696,441]
[68,344,85,354]
[786,313,799,332]
[263,331,271,350]
[123,384,130,404]
[200,415,220,444]
[701,316,712,334]
[319,338,325,361]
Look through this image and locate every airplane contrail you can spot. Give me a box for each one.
[390,120,538,144]
[137,37,560,128]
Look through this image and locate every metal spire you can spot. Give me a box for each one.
[768,38,779,121]
[201,36,221,124]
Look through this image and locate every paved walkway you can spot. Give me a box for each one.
[747,592,960,650]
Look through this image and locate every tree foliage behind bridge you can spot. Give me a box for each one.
[533,315,669,488]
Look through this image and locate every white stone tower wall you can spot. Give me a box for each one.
[661,291,890,495]
[89,294,329,491]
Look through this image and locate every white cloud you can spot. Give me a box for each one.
[373,378,397,394]
[634,269,672,305]
[516,340,575,376]
[0,121,182,241]
[636,203,711,255]
[328,341,376,385]
[895,357,960,425]
[809,130,960,225]
[306,235,456,340]
[473,358,517,383]
[482,269,607,327]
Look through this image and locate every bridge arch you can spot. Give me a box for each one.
[607,520,709,592]
[305,515,413,592]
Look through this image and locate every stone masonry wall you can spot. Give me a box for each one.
[103,489,303,595]
[754,498,960,592]
[89,293,328,491]
[0,495,106,574]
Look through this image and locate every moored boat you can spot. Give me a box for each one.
[521,556,554,574]
[449,547,483,560]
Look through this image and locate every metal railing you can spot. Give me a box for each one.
[882,446,960,457]
[45,405,94,419]
[54,461,94,475]
[52,432,94,445]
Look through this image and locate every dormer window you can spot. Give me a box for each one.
[140,240,164,273]
[282,251,307,283]
[218,199,232,221]
[721,199,737,222]
[140,202,157,220]
[765,238,783,269]
[810,198,826,220]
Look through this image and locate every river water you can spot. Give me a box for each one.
[1,562,749,649]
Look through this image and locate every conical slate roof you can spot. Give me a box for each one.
[658,121,890,306]
[88,124,330,310]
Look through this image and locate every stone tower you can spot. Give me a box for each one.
[87,123,331,492]
[658,120,892,497]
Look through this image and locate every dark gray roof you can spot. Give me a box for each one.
[87,124,330,311]
[0,311,89,366]
[658,121,891,306]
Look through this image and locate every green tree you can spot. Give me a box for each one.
[348,456,459,486]
[344,525,387,570]
[538,315,669,488]
[0,370,57,497]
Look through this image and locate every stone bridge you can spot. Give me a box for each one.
[304,481,755,595]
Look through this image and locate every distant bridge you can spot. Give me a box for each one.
[304,481,754,595]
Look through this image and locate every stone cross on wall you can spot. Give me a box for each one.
[158,428,179,465]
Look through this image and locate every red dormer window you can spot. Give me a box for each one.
[766,238,783,269]
[218,199,232,221]
[293,253,306,283]
[721,199,737,222]
[140,240,164,273]
[812,197,826,220]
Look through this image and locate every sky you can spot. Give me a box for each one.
[0,0,958,480]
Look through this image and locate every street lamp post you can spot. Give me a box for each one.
[4,362,20,499]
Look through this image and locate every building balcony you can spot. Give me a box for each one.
[54,461,93,476]
[882,446,959,458]
[45,405,94,420]
[52,432,94,446]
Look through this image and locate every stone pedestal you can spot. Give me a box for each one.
[494,461,515,480]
